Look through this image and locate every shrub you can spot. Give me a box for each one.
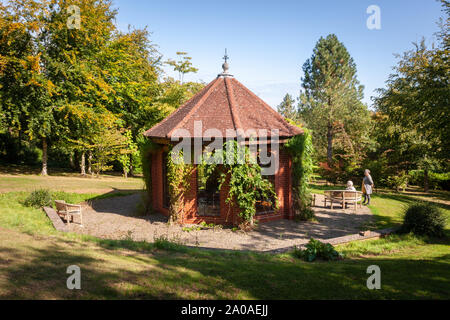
[293,238,343,262]
[284,128,316,221]
[153,234,186,252]
[408,170,450,190]
[401,202,446,237]
[23,189,52,208]
[294,207,315,222]
[386,171,409,192]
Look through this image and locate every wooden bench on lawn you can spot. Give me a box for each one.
[323,190,363,212]
[54,200,83,227]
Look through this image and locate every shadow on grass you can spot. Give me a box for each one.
[1,236,449,299]
[375,192,450,211]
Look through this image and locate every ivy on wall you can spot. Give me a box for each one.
[201,140,278,227]
[284,128,315,220]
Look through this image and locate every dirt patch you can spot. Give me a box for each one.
[68,193,373,252]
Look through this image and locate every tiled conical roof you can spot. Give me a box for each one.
[144,76,303,140]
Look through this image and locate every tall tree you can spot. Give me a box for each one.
[374,1,449,191]
[166,51,198,84]
[277,93,297,120]
[298,34,372,167]
[0,0,56,175]
[40,0,119,175]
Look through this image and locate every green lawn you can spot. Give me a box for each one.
[0,173,144,193]
[0,225,448,299]
[0,174,449,299]
[310,183,450,230]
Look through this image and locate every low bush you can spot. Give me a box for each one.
[408,170,450,190]
[294,207,315,222]
[293,238,343,262]
[23,189,52,208]
[400,202,446,237]
[153,234,186,252]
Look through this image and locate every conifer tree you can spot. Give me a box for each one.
[299,34,372,167]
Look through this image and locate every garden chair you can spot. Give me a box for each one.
[54,200,83,227]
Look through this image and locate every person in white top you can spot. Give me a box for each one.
[346,180,356,191]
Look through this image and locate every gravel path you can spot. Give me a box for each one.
[68,193,373,252]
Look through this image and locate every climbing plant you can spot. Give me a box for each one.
[201,140,278,227]
[284,128,315,220]
[167,148,194,224]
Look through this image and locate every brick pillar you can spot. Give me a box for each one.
[183,166,198,223]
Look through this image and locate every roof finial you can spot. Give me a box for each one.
[222,48,229,73]
[219,48,233,77]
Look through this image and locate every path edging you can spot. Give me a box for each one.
[43,206,69,232]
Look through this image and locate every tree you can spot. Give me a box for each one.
[374,1,449,191]
[40,0,121,175]
[166,51,198,84]
[298,34,372,169]
[277,93,297,120]
[0,0,58,175]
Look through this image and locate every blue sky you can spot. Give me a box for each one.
[113,0,443,108]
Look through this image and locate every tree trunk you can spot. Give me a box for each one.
[129,153,134,177]
[88,151,92,175]
[123,166,128,179]
[424,168,429,192]
[327,123,333,166]
[80,152,86,176]
[41,137,48,176]
[69,153,75,170]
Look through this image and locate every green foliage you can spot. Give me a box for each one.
[374,6,449,183]
[277,93,297,120]
[292,238,342,262]
[165,51,198,83]
[153,234,186,252]
[298,34,373,168]
[0,0,204,176]
[167,149,194,223]
[23,189,52,208]
[182,226,202,232]
[90,125,127,176]
[408,170,450,190]
[386,171,409,192]
[201,141,278,226]
[401,202,446,237]
[117,130,139,177]
[284,127,315,220]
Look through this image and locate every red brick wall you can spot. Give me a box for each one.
[150,144,293,225]
[151,149,168,216]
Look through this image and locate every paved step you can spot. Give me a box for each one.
[43,206,69,232]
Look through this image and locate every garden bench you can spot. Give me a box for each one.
[323,190,363,212]
[54,200,83,227]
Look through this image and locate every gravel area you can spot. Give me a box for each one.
[68,193,373,252]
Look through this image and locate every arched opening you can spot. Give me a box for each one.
[197,164,221,216]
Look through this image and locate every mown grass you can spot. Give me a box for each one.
[336,233,449,257]
[0,173,144,193]
[310,183,450,230]
[0,227,448,299]
[0,176,449,299]
[0,191,135,236]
